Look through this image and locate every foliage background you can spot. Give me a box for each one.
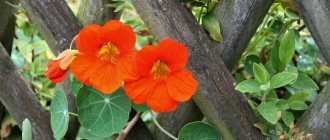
[0,0,329,139]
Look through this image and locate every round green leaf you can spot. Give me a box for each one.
[235,79,262,93]
[22,118,32,140]
[270,72,297,89]
[289,101,308,110]
[132,102,150,112]
[282,111,294,126]
[258,102,279,124]
[178,121,223,140]
[71,76,83,96]
[50,90,69,140]
[77,87,131,137]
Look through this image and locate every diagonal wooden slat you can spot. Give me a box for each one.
[293,1,330,139]
[151,0,273,139]
[0,0,18,54]
[132,0,267,139]
[0,43,54,140]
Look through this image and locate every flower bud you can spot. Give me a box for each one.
[45,49,79,83]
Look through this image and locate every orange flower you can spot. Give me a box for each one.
[45,49,79,83]
[124,39,198,112]
[70,20,136,94]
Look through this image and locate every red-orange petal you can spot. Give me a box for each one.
[101,23,136,53]
[124,76,156,104]
[102,20,124,31]
[70,54,103,86]
[75,24,103,54]
[166,70,198,102]
[157,39,188,71]
[135,45,159,76]
[45,60,68,83]
[147,81,179,112]
[117,50,139,81]
[89,63,122,94]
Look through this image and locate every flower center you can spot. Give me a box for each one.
[151,60,170,79]
[99,43,120,63]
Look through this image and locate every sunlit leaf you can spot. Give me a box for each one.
[235,80,262,93]
[253,63,269,84]
[270,72,297,89]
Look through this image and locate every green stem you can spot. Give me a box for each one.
[262,89,270,102]
[197,6,205,23]
[150,111,178,140]
[68,112,78,117]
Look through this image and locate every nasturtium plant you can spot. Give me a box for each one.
[178,121,223,140]
[70,76,83,96]
[132,102,150,112]
[50,90,69,140]
[76,86,131,137]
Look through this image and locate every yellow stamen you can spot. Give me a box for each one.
[151,60,170,79]
[99,43,120,63]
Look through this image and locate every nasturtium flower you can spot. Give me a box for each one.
[124,39,198,112]
[70,20,136,94]
[45,49,79,83]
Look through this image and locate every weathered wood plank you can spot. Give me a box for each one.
[297,82,330,139]
[215,0,274,69]
[0,43,53,140]
[0,0,18,54]
[77,0,121,26]
[150,0,272,139]
[132,0,265,139]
